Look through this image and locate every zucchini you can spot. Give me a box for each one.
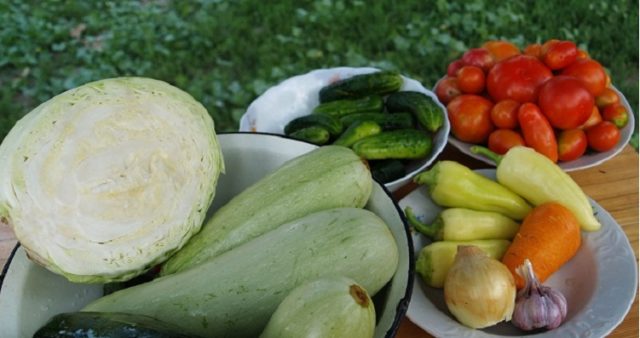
[284,114,343,137]
[83,208,399,338]
[288,126,330,145]
[370,160,406,184]
[313,95,384,117]
[161,145,372,275]
[319,70,403,102]
[260,277,375,338]
[34,311,199,338]
[385,91,445,132]
[353,129,433,160]
[416,239,511,288]
[339,112,414,131]
[333,120,382,147]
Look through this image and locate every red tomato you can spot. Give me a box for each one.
[447,59,466,77]
[602,104,629,128]
[542,40,577,70]
[586,121,621,152]
[595,87,621,108]
[557,129,588,162]
[518,103,558,162]
[482,40,520,62]
[447,95,495,143]
[579,106,603,129]
[456,66,485,94]
[461,48,495,72]
[523,43,543,59]
[488,129,525,155]
[538,76,594,130]
[435,76,462,105]
[490,99,520,129]
[486,55,553,103]
[561,59,607,96]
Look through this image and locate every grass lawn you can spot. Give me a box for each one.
[1,0,637,147]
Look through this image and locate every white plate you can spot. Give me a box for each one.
[0,133,413,338]
[398,169,638,337]
[239,67,451,192]
[446,86,635,171]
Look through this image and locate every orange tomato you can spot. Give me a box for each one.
[490,99,520,129]
[482,40,521,62]
[447,95,495,143]
[456,65,485,94]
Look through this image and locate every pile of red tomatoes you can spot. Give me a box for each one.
[435,39,629,163]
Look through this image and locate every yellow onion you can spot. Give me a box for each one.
[444,245,516,329]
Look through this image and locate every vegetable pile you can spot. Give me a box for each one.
[435,39,630,162]
[0,79,401,338]
[282,70,446,184]
[409,145,596,331]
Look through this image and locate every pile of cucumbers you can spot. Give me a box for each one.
[283,70,445,184]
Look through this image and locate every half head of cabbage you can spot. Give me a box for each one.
[0,77,224,283]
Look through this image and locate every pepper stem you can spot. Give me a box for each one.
[470,145,504,165]
[404,207,442,240]
[413,163,439,186]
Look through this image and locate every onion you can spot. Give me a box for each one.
[444,245,516,328]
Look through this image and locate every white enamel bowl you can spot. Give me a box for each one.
[0,132,414,338]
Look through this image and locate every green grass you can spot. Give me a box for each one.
[1,0,637,148]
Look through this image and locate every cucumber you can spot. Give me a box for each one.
[333,120,381,147]
[313,95,384,117]
[385,91,444,132]
[83,208,399,338]
[416,239,511,288]
[370,160,406,184]
[260,277,375,338]
[353,129,432,160]
[339,112,414,130]
[284,114,343,137]
[288,126,330,145]
[34,312,199,338]
[319,71,403,102]
[161,145,372,275]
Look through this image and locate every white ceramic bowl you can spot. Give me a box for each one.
[0,132,413,338]
[398,169,638,337]
[239,67,450,192]
[442,82,635,171]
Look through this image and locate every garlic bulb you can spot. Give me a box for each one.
[444,245,516,329]
[512,259,567,330]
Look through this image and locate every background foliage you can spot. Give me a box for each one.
[1,0,638,147]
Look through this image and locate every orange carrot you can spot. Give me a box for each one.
[501,202,581,288]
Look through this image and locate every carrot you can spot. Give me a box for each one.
[501,202,581,288]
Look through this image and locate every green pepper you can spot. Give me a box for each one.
[471,145,601,232]
[416,239,511,288]
[405,207,520,241]
[413,161,532,220]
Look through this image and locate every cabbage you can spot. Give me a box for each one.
[0,77,224,283]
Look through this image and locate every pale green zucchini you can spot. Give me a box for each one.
[260,277,376,338]
[161,145,372,275]
[83,208,399,338]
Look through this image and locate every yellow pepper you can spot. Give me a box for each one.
[471,145,601,231]
[413,161,532,220]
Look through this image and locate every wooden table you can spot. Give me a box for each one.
[394,144,639,338]
[1,144,637,337]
